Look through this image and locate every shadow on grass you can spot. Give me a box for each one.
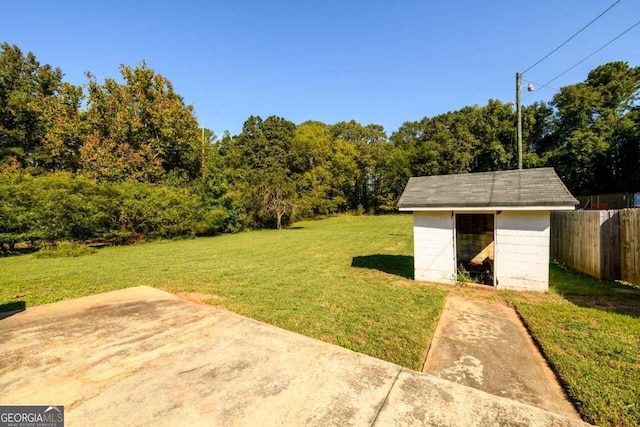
[351,255,414,279]
[0,301,26,320]
[562,290,640,318]
[550,263,640,318]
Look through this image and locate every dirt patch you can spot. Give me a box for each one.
[175,292,221,305]
[318,334,336,344]
[383,242,405,251]
[390,280,412,287]
[455,281,495,292]
[348,333,367,345]
[448,286,506,305]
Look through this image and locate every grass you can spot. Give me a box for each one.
[1,214,638,425]
[505,263,640,427]
[0,214,445,370]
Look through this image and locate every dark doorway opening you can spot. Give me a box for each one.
[455,213,495,286]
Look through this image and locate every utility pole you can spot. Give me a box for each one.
[516,72,523,170]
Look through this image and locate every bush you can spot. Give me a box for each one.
[0,173,117,244]
[32,174,118,242]
[191,174,244,235]
[113,181,202,238]
[33,241,97,258]
[0,174,40,247]
[0,172,219,246]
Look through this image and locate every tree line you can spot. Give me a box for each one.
[1,42,638,247]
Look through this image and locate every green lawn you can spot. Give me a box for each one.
[1,214,638,425]
[506,265,640,427]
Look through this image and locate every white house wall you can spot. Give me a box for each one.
[495,211,550,292]
[413,212,456,284]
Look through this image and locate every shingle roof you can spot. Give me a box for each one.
[397,168,578,209]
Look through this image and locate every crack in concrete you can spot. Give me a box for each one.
[370,367,403,426]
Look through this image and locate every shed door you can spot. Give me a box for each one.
[455,213,495,286]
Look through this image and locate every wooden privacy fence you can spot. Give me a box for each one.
[620,209,640,284]
[550,209,639,284]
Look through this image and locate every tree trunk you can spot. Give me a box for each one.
[276,211,283,230]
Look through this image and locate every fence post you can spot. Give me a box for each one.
[620,209,640,284]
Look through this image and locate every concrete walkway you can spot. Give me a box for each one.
[0,287,589,426]
[423,295,580,419]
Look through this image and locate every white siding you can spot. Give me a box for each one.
[495,211,550,292]
[413,212,456,284]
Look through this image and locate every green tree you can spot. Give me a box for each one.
[0,43,65,170]
[330,120,388,211]
[391,111,476,178]
[292,121,342,215]
[192,138,243,234]
[470,100,518,171]
[618,107,640,191]
[80,63,200,182]
[545,61,640,194]
[222,115,298,228]
[36,82,85,171]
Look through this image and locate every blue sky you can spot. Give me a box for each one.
[3,0,638,136]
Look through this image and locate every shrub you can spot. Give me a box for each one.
[33,241,97,258]
[0,172,215,246]
[112,181,203,238]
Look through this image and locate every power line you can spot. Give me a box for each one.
[531,19,640,95]
[521,0,621,75]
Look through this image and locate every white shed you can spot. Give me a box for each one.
[398,168,577,292]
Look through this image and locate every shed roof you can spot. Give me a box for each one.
[398,168,578,210]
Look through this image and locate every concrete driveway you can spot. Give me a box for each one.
[0,287,589,426]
